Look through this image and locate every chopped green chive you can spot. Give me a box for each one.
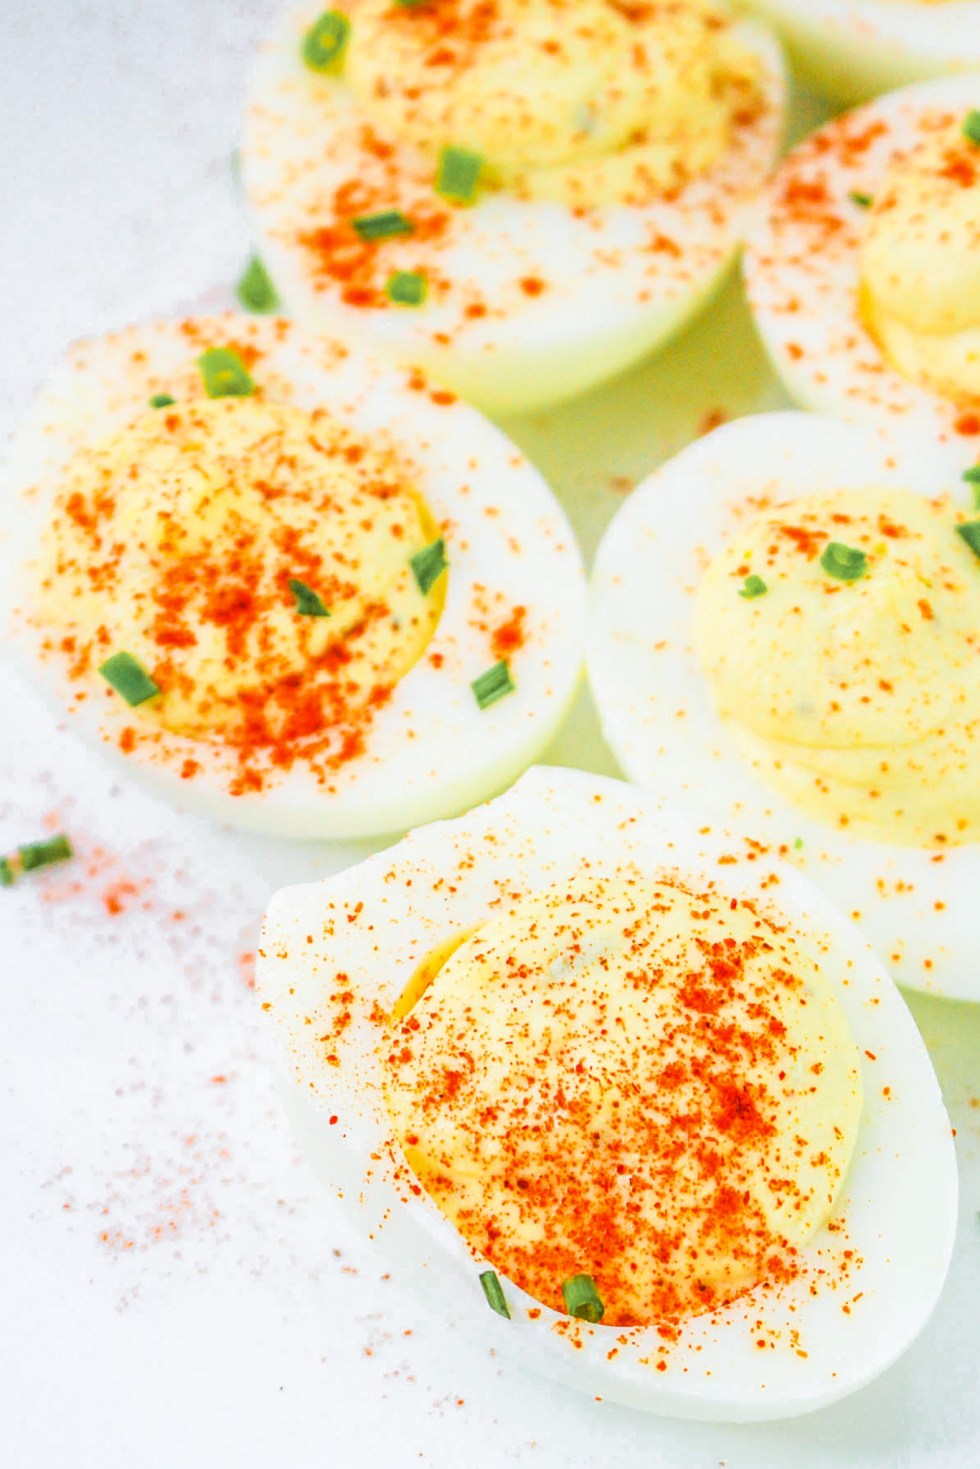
[410,537,447,595]
[351,210,414,241]
[301,10,351,72]
[820,542,868,582]
[98,652,161,706]
[19,835,73,872]
[562,1274,604,1324]
[0,857,14,886]
[962,464,980,508]
[472,660,514,711]
[436,145,483,206]
[794,836,804,850]
[149,392,175,409]
[197,347,256,399]
[962,110,980,146]
[955,519,980,560]
[386,270,428,307]
[236,255,280,315]
[738,574,768,599]
[479,1270,510,1319]
[289,578,331,617]
[848,191,873,209]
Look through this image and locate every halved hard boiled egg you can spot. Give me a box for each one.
[0,313,585,838]
[587,411,980,1001]
[241,0,786,415]
[257,764,957,1420]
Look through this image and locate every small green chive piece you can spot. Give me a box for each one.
[385,270,428,307]
[794,836,804,850]
[236,255,280,315]
[198,347,256,399]
[962,110,980,146]
[289,578,331,617]
[410,537,447,595]
[955,519,980,560]
[301,10,351,72]
[562,1274,605,1325]
[19,835,73,873]
[149,392,175,409]
[436,145,483,206]
[351,210,414,242]
[0,857,15,887]
[848,191,873,209]
[479,1271,511,1319]
[962,464,980,509]
[472,660,515,711]
[739,574,768,599]
[820,542,868,582]
[98,652,161,707]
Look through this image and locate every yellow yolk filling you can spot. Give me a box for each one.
[341,0,763,206]
[385,873,862,1328]
[33,397,444,753]
[860,121,980,403]
[695,487,980,846]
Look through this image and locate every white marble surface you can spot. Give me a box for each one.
[1,4,978,1466]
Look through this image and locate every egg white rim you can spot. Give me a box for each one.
[257,763,958,1422]
[0,312,586,840]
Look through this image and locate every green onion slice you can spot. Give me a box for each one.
[19,835,73,873]
[289,578,331,617]
[471,660,515,711]
[351,210,414,241]
[0,857,14,887]
[955,519,980,560]
[848,191,873,209]
[410,537,447,595]
[820,541,867,582]
[236,255,280,315]
[301,10,351,72]
[962,464,980,508]
[436,145,483,206]
[794,836,804,850]
[197,347,256,399]
[385,270,428,307]
[149,392,175,409]
[962,110,980,146]
[738,574,767,599]
[99,651,161,706]
[479,1270,511,1319]
[562,1274,604,1324]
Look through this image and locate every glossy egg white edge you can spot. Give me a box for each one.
[240,2,787,416]
[587,411,980,1002]
[743,73,980,446]
[256,763,958,1422]
[0,312,586,840]
[734,0,980,107]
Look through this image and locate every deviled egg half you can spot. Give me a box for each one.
[257,765,957,1420]
[241,0,786,415]
[0,313,585,839]
[745,74,980,446]
[588,411,980,1000]
[735,0,980,108]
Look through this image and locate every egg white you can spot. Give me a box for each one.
[587,410,979,1001]
[744,73,980,447]
[257,763,957,1421]
[0,312,586,840]
[735,0,980,106]
[240,2,786,416]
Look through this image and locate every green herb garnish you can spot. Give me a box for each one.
[471,660,514,711]
[385,270,428,307]
[962,110,980,146]
[197,347,256,399]
[848,191,873,209]
[149,393,175,409]
[301,10,351,72]
[410,537,447,595]
[479,1270,510,1319]
[739,574,768,599]
[0,835,73,888]
[955,519,980,560]
[820,542,867,582]
[0,858,14,887]
[962,464,980,508]
[289,578,331,617]
[236,255,280,315]
[98,652,161,706]
[794,836,804,850]
[435,146,483,206]
[561,1274,604,1324]
[351,210,414,241]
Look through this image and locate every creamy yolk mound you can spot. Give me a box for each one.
[342,0,763,205]
[860,120,980,403]
[385,873,862,1328]
[34,397,443,777]
[695,488,980,846]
